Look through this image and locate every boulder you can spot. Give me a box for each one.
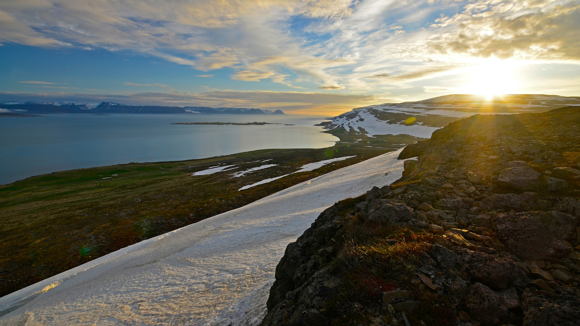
[480,192,537,212]
[466,282,508,326]
[555,198,580,218]
[494,211,577,260]
[436,196,469,211]
[553,166,580,179]
[522,295,580,326]
[428,244,457,269]
[496,164,541,190]
[455,248,527,290]
[367,199,415,224]
[545,177,568,192]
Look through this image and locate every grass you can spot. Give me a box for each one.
[0,139,420,297]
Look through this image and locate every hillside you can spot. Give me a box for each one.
[263,106,580,326]
[322,94,580,141]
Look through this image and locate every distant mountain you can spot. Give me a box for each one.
[0,101,285,115]
[324,94,580,138]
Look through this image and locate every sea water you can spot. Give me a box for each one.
[0,114,337,185]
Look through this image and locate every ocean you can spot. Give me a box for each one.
[0,114,337,185]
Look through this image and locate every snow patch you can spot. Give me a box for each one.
[232,164,278,178]
[192,165,236,176]
[239,156,356,191]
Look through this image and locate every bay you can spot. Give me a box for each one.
[0,114,337,185]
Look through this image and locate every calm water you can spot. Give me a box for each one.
[0,114,337,185]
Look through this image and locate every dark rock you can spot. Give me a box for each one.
[545,176,568,192]
[494,211,577,260]
[393,300,421,313]
[480,192,537,212]
[367,199,415,223]
[498,287,520,309]
[522,295,580,326]
[436,196,469,211]
[555,198,580,218]
[496,164,541,190]
[456,248,527,290]
[553,167,580,180]
[428,244,457,269]
[382,290,414,303]
[366,186,382,201]
[466,282,508,326]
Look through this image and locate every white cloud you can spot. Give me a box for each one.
[18,81,56,85]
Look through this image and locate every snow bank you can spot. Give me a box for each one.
[231,164,278,178]
[0,150,405,325]
[192,165,236,176]
[238,155,356,191]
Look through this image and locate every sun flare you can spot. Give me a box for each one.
[460,60,521,99]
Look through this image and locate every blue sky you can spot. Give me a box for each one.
[1,0,579,115]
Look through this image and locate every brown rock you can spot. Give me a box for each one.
[456,248,526,290]
[458,311,471,321]
[365,186,382,201]
[529,279,555,294]
[367,199,415,223]
[466,282,508,326]
[429,224,445,234]
[530,263,554,281]
[552,269,572,283]
[418,202,434,211]
[494,211,577,260]
[553,166,580,179]
[393,301,420,313]
[545,176,568,192]
[418,273,439,290]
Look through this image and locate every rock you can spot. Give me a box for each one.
[553,166,580,179]
[480,192,537,212]
[456,248,526,290]
[428,244,457,269]
[498,287,520,309]
[494,211,577,261]
[466,282,508,326]
[437,196,469,211]
[552,269,572,283]
[429,224,445,234]
[496,164,541,190]
[366,186,382,201]
[445,231,475,248]
[467,172,482,184]
[529,279,555,293]
[522,294,580,326]
[458,311,471,322]
[382,290,414,304]
[545,176,568,192]
[555,198,580,218]
[403,159,418,177]
[367,199,415,223]
[530,263,554,281]
[418,274,439,290]
[417,202,434,211]
[393,301,420,313]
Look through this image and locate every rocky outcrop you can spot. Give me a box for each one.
[262,107,580,326]
[495,211,577,260]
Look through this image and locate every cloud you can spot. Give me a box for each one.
[429,1,580,61]
[0,108,11,113]
[423,86,453,93]
[318,85,344,90]
[231,71,276,82]
[197,75,213,78]
[18,81,56,85]
[125,82,153,87]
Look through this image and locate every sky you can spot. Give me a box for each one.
[1,0,579,115]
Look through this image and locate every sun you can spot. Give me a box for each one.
[460,59,521,100]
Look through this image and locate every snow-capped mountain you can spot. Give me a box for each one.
[324,94,580,138]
